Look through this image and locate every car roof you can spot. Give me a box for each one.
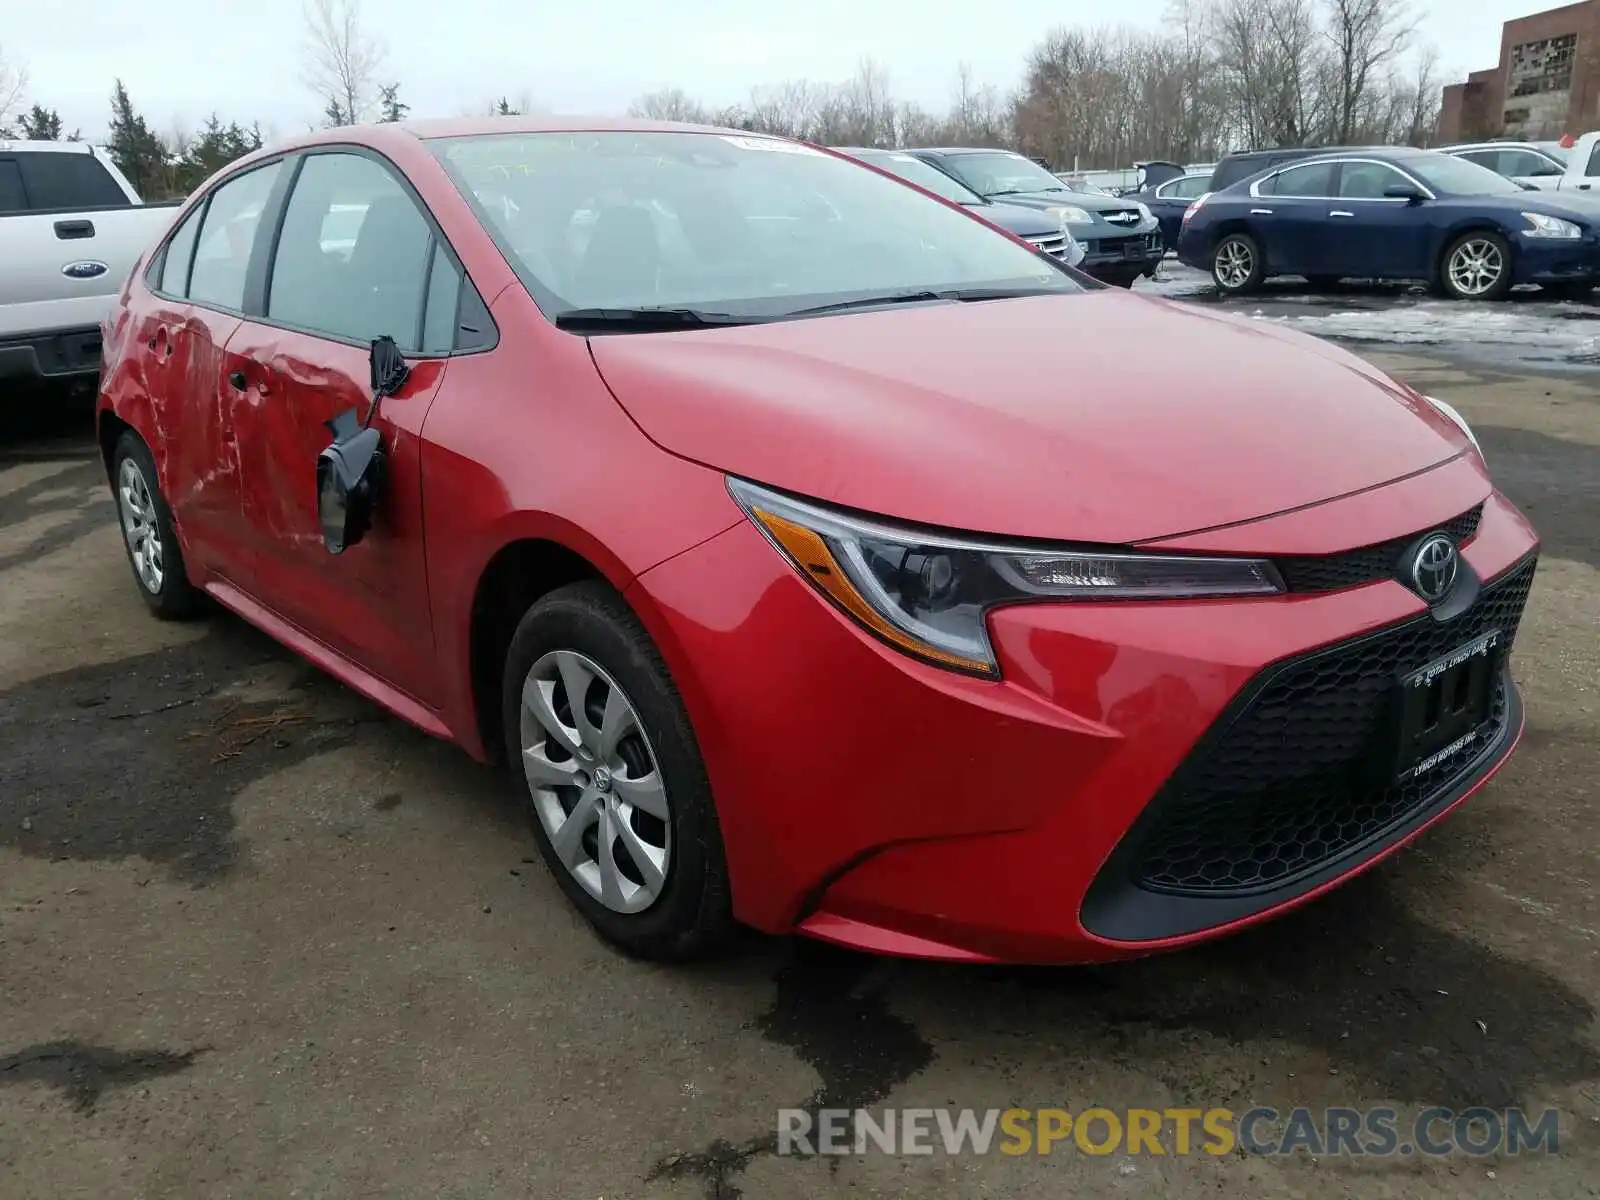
[910,147,1018,157]
[394,115,756,140]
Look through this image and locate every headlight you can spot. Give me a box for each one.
[1048,205,1094,225]
[1521,212,1581,239]
[728,479,1284,677]
[1424,395,1482,456]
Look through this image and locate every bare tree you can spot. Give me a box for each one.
[629,87,711,123]
[1322,0,1415,143]
[301,0,385,125]
[0,43,27,131]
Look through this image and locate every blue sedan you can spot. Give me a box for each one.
[1175,148,1600,300]
[1128,172,1212,248]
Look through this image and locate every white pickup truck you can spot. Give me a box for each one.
[0,140,179,390]
[1445,132,1600,193]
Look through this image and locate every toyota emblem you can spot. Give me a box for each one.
[1409,534,1459,603]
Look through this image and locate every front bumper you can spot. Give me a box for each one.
[629,477,1539,964]
[1076,226,1163,276]
[1514,231,1600,284]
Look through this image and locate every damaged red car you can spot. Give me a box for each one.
[97,118,1539,964]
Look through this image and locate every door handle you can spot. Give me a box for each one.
[1249,207,1273,215]
[228,370,248,391]
[1580,183,1592,190]
[53,218,95,240]
[1329,210,1355,218]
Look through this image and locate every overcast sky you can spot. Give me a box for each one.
[3,0,1548,142]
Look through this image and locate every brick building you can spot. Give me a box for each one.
[1439,0,1599,141]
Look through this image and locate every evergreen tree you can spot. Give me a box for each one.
[173,113,264,193]
[106,80,169,197]
[493,96,519,116]
[17,104,64,140]
[323,96,348,127]
[378,83,407,123]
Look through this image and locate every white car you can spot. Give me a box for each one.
[0,141,178,391]
[1443,138,1593,192]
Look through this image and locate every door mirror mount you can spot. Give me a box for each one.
[1383,183,1426,204]
[315,336,406,555]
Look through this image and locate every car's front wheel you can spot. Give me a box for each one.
[1211,233,1264,295]
[111,431,203,619]
[1439,232,1513,301]
[502,581,734,960]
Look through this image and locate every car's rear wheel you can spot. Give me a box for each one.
[1440,232,1513,301]
[502,581,733,960]
[1211,233,1263,295]
[112,431,203,619]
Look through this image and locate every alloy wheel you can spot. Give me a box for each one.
[117,457,165,594]
[519,649,671,914]
[1447,238,1503,296]
[1214,239,1253,289]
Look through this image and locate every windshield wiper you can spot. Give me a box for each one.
[987,186,1066,197]
[554,307,754,332]
[783,287,1063,318]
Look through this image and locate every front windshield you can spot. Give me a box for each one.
[855,150,983,205]
[1533,141,1571,163]
[1057,178,1113,195]
[1404,154,1524,197]
[431,132,1080,318]
[942,151,1067,196]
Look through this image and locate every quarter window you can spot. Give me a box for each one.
[267,152,433,349]
[158,206,204,296]
[1270,162,1337,197]
[421,243,462,355]
[188,162,283,310]
[0,161,25,213]
[1337,162,1405,199]
[1586,144,1600,178]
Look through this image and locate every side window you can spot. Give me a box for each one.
[267,152,432,349]
[17,152,131,211]
[188,162,283,310]
[0,160,25,213]
[1272,162,1337,197]
[1458,150,1498,171]
[1174,176,1209,198]
[1503,150,1561,178]
[421,244,462,355]
[157,206,204,296]
[1586,144,1600,178]
[1338,162,1404,199]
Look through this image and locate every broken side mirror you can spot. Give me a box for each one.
[315,336,408,555]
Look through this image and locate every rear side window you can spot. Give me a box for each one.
[267,152,433,349]
[189,162,283,311]
[1498,149,1562,178]
[1587,144,1600,178]
[157,206,204,296]
[15,152,130,211]
[0,160,25,213]
[1270,162,1337,197]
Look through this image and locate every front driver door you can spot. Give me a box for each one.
[227,149,465,708]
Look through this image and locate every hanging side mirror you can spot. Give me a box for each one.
[315,336,408,555]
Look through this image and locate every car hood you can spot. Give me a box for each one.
[990,189,1135,214]
[965,200,1061,238]
[588,291,1472,545]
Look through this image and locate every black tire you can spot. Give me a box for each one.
[1211,232,1264,295]
[1438,231,1514,301]
[110,431,204,619]
[501,580,734,960]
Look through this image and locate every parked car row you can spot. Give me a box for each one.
[1165,136,1600,300]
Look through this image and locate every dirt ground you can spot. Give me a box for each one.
[1,349,1597,1199]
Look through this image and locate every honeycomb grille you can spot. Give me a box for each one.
[1275,505,1484,594]
[1126,554,1536,896]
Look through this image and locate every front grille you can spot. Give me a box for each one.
[1024,233,1071,258]
[1275,504,1483,593]
[1122,554,1536,897]
[1101,209,1142,225]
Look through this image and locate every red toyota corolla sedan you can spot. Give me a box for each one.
[97,118,1539,964]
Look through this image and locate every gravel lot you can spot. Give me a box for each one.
[2,319,1598,1197]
